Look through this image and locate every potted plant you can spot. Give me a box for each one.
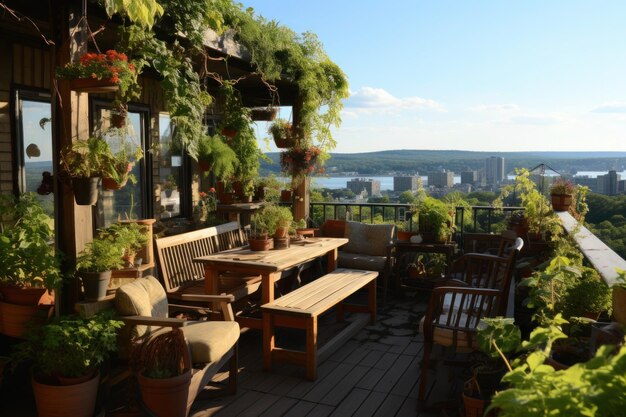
[249,211,273,251]
[269,119,295,148]
[130,328,191,417]
[280,145,322,189]
[549,177,576,212]
[251,106,277,121]
[196,134,237,177]
[59,135,113,205]
[414,196,453,243]
[101,127,144,190]
[10,310,122,417]
[56,49,138,95]
[249,204,292,251]
[611,269,626,325]
[101,222,149,268]
[0,193,62,337]
[162,174,177,198]
[76,234,125,301]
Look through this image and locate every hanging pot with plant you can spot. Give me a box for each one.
[269,119,295,148]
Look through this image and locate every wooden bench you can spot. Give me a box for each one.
[261,268,378,380]
[154,221,262,304]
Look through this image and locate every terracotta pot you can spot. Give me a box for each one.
[221,128,238,138]
[397,231,416,241]
[32,370,100,417]
[249,237,273,251]
[79,270,112,301]
[137,369,192,417]
[0,301,54,338]
[254,186,265,201]
[218,192,235,205]
[0,285,54,305]
[216,181,225,193]
[551,193,573,211]
[462,392,488,417]
[251,108,277,121]
[232,181,244,198]
[69,78,119,93]
[102,176,128,190]
[72,177,100,206]
[198,160,211,172]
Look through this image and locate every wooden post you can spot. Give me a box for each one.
[291,97,309,222]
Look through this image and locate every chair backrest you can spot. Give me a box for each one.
[154,221,244,293]
[342,221,395,257]
[320,219,347,238]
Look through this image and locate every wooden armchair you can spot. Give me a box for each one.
[113,276,239,416]
[417,238,523,402]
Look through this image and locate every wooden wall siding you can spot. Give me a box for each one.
[0,39,13,194]
[12,44,51,89]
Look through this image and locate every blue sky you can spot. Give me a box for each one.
[244,0,626,153]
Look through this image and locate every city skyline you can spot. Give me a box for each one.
[244,1,626,154]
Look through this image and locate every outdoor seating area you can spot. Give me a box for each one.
[2,2,626,417]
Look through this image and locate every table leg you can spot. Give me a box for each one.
[204,264,221,311]
[326,248,338,272]
[263,311,274,372]
[261,272,279,304]
[306,317,318,380]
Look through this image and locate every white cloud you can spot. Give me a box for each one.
[344,87,444,113]
[469,103,520,112]
[591,102,626,114]
[510,114,564,126]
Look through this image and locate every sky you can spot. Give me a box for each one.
[243,0,626,153]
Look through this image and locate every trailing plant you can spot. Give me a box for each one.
[11,310,123,380]
[0,193,64,291]
[99,0,164,29]
[280,145,322,188]
[197,134,237,178]
[101,126,144,186]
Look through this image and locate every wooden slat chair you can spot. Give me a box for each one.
[417,238,523,402]
[154,222,262,307]
[113,276,239,416]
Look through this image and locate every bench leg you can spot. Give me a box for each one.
[263,312,275,372]
[368,280,377,324]
[306,316,318,380]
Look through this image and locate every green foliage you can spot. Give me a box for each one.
[101,126,144,185]
[76,234,125,273]
[197,134,237,179]
[414,196,453,241]
[477,317,522,360]
[11,310,123,379]
[250,204,293,237]
[549,177,576,195]
[101,222,149,258]
[59,135,114,178]
[488,331,626,417]
[0,193,64,291]
[100,0,164,28]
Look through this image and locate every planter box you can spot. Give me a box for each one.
[69,78,119,93]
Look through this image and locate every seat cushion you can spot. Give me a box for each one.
[182,321,240,363]
[337,251,387,271]
[342,222,394,256]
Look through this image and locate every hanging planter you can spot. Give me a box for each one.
[57,50,138,96]
[269,119,295,148]
[102,174,129,191]
[110,105,128,128]
[250,107,277,121]
[71,177,100,206]
[221,127,238,138]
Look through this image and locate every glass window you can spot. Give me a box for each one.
[15,91,55,223]
[158,114,182,218]
[92,104,150,227]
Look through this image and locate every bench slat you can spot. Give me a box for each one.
[261,269,378,317]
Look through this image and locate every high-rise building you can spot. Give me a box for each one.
[461,171,479,185]
[485,156,505,185]
[346,178,381,196]
[394,176,419,192]
[597,170,621,195]
[427,171,454,188]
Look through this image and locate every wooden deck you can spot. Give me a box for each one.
[0,290,468,417]
[188,290,466,417]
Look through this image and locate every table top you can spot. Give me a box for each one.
[194,237,348,272]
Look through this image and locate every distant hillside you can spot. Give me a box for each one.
[260,150,626,176]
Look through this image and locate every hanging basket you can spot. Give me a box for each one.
[71,177,100,206]
[250,107,277,121]
[69,78,119,94]
[102,176,128,190]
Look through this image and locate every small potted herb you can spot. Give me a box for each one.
[76,235,125,301]
[101,222,149,267]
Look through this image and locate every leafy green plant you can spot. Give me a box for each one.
[59,135,113,178]
[250,204,293,238]
[76,235,125,273]
[101,126,144,186]
[11,310,123,380]
[414,196,453,242]
[487,316,625,417]
[196,134,237,178]
[101,222,148,260]
[100,0,164,29]
[550,177,576,195]
[0,193,64,291]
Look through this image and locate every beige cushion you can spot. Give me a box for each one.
[182,321,240,363]
[342,222,394,256]
[337,251,387,271]
[115,276,169,339]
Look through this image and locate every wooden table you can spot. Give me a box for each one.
[216,202,263,228]
[391,241,457,292]
[194,237,348,329]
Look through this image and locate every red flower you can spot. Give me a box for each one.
[209,187,216,193]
